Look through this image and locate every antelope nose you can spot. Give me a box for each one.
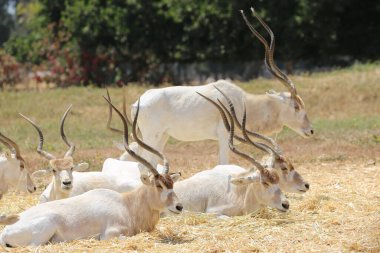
[28,187,36,193]
[176,204,183,212]
[282,202,289,210]
[305,183,310,189]
[63,181,71,186]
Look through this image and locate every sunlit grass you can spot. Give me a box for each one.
[0,63,379,152]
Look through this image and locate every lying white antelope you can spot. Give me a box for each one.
[21,106,147,203]
[173,101,289,216]
[0,98,182,247]
[20,106,89,202]
[0,132,36,199]
[198,88,310,193]
[124,8,313,166]
[103,89,308,194]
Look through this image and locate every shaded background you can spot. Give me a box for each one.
[1,0,379,87]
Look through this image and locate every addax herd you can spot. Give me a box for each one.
[0,8,313,247]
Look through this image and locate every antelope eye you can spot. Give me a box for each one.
[262,182,269,187]
[281,168,287,171]
[157,185,163,189]
[52,169,57,173]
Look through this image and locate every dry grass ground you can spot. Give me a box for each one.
[0,63,379,252]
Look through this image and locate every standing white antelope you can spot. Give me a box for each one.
[19,105,89,203]
[124,8,313,166]
[0,132,36,199]
[103,90,309,194]
[0,97,182,247]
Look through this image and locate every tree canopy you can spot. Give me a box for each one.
[2,0,379,86]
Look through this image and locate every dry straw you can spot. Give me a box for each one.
[0,160,379,252]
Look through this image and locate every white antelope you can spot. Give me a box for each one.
[0,98,182,247]
[198,88,310,193]
[37,97,175,203]
[19,106,89,202]
[103,90,309,195]
[102,94,178,184]
[173,102,289,216]
[123,8,313,166]
[21,106,141,203]
[0,132,36,199]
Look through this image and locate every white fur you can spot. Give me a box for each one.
[128,80,313,165]
[173,165,289,216]
[38,158,168,203]
[0,153,35,199]
[0,172,182,247]
[101,161,289,217]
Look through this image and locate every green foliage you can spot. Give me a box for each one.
[2,0,380,85]
[0,0,14,46]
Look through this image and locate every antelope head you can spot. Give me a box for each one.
[241,8,314,138]
[20,105,89,192]
[229,128,289,212]
[104,95,183,214]
[262,155,309,193]
[215,96,289,212]
[197,91,310,194]
[0,132,36,198]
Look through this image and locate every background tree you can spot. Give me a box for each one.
[1,0,379,86]
[0,0,15,46]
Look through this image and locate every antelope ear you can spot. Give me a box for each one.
[4,151,12,160]
[32,169,51,178]
[74,163,89,172]
[266,92,285,101]
[140,174,152,185]
[230,176,256,185]
[170,172,181,182]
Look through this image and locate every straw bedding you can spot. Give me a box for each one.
[0,160,379,252]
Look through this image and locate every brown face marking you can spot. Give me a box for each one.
[276,156,294,171]
[261,169,279,184]
[155,174,174,189]
[49,157,74,170]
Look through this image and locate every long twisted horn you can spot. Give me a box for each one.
[60,105,75,158]
[240,9,297,97]
[132,98,170,174]
[249,8,297,96]
[214,85,281,153]
[240,107,281,161]
[106,88,123,134]
[0,133,26,166]
[196,92,246,143]
[19,114,56,160]
[0,135,14,152]
[103,96,159,177]
[226,101,265,173]
[106,88,132,134]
